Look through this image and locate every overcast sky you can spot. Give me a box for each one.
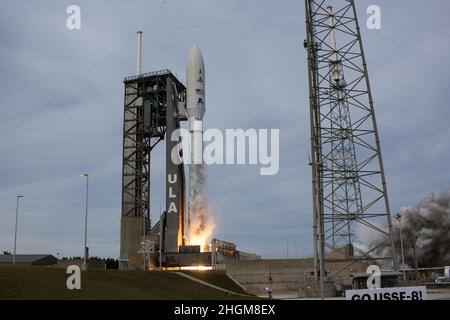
[0,0,449,259]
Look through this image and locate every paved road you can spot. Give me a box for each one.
[427,288,450,300]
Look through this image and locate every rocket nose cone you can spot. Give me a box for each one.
[187,44,205,85]
[188,45,204,64]
[186,44,206,119]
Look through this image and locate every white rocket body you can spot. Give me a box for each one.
[186,45,205,164]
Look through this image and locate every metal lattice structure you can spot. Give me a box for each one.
[304,0,398,279]
[120,70,186,267]
[122,71,170,220]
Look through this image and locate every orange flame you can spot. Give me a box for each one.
[188,212,216,252]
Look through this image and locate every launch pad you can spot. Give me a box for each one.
[140,238,260,270]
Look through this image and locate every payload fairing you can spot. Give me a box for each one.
[186,45,206,165]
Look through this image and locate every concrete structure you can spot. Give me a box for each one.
[238,251,262,260]
[0,254,57,266]
[223,258,368,298]
[120,217,147,267]
[350,271,402,289]
[161,252,211,267]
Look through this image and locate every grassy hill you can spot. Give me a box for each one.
[180,271,247,295]
[0,265,256,300]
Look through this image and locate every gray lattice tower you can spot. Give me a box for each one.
[304,0,398,279]
[120,70,187,269]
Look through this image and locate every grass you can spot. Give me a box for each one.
[180,271,248,295]
[0,265,257,300]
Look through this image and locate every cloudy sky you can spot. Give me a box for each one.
[0,0,449,259]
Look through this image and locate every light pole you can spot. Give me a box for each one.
[80,173,89,271]
[159,202,163,270]
[140,241,147,271]
[13,195,24,266]
[286,237,289,259]
[412,234,419,285]
[395,213,406,280]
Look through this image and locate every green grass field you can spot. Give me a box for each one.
[0,266,256,300]
[180,271,247,295]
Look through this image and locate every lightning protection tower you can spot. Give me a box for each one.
[304,0,398,280]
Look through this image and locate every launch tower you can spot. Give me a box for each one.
[120,69,188,269]
[304,0,398,281]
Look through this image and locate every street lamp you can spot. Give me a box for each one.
[394,213,406,280]
[286,237,289,259]
[80,173,89,271]
[13,195,24,266]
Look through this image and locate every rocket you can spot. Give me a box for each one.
[186,45,205,164]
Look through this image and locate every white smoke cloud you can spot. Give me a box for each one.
[358,189,450,267]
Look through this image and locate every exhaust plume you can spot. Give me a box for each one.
[188,163,215,251]
[357,189,450,267]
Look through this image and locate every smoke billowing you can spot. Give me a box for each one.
[359,189,450,267]
[188,163,216,250]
